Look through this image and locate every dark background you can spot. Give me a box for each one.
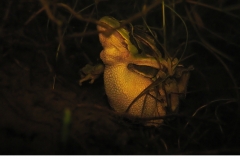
[0,0,240,154]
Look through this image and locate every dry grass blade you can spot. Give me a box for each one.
[186,0,240,19]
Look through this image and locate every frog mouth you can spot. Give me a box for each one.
[97,23,130,50]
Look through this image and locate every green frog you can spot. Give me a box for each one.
[80,16,193,125]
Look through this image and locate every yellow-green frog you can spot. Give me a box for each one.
[97,16,193,123]
[80,16,192,125]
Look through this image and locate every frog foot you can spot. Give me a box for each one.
[79,63,104,86]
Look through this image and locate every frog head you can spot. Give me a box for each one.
[97,16,163,70]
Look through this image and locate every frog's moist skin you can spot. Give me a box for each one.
[97,17,167,123]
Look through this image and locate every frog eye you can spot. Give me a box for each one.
[127,63,159,79]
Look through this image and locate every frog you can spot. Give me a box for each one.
[80,16,193,126]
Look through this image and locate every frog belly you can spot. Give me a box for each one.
[103,64,166,118]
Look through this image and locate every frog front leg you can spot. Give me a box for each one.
[79,63,104,86]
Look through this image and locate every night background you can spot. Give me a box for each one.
[0,0,240,154]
